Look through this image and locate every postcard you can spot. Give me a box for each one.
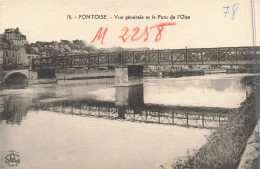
[0,0,259,168]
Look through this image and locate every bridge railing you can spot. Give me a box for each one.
[31,46,260,70]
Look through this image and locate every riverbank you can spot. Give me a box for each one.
[238,119,259,169]
[168,76,258,169]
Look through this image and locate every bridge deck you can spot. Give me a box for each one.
[32,46,260,70]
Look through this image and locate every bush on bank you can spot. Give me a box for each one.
[170,76,258,169]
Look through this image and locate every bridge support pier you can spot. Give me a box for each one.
[115,66,143,86]
[28,70,38,81]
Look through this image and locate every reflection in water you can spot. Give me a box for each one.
[0,96,30,125]
[33,97,232,129]
[0,75,250,125]
[0,83,236,129]
[115,85,144,107]
[0,74,253,169]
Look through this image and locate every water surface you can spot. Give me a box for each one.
[0,73,252,169]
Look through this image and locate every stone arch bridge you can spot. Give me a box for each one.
[2,68,38,85]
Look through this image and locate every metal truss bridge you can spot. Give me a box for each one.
[32,46,259,70]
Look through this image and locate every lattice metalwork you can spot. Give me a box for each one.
[31,46,259,70]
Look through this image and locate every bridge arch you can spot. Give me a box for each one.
[3,69,29,86]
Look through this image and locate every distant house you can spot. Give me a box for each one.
[60,40,71,46]
[4,27,28,46]
[0,37,18,68]
[25,45,40,65]
[16,46,27,65]
[0,28,33,68]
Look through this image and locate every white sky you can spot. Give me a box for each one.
[0,0,259,49]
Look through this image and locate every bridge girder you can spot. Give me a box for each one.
[31,46,260,70]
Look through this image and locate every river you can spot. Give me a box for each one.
[0,73,253,169]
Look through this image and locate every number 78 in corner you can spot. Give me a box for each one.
[223,3,238,20]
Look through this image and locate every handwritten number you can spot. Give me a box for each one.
[223,6,229,18]
[231,3,238,20]
[223,3,238,20]
[143,26,149,42]
[131,27,140,41]
[94,22,176,44]
[151,22,176,42]
[155,26,164,42]
[119,27,130,43]
[131,26,149,42]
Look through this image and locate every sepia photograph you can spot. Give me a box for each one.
[0,0,259,168]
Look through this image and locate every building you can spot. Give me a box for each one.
[0,37,19,69]
[0,28,32,69]
[16,46,29,66]
[30,39,89,57]
[4,28,28,46]
[0,29,32,69]
[1,28,91,67]
[25,45,40,65]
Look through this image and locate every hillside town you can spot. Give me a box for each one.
[0,27,253,75]
[0,28,154,69]
[0,28,168,73]
[0,27,93,69]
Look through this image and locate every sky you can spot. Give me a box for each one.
[0,0,259,49]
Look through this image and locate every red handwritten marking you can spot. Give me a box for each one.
[131,26,149,42]
[150,22,176,42]
[119,27,130,43]
[92,22,177,45]
[150,22,177,29]
[91,27,108,45]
